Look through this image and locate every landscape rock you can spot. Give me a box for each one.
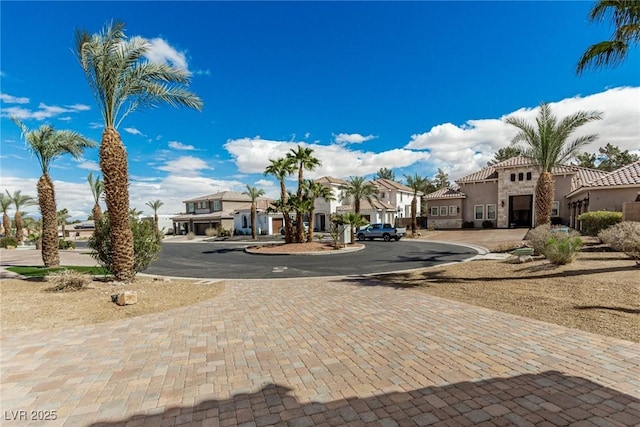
[115,291,137,306]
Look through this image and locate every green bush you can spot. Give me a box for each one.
[543,234,583,265]
[88,214,163,275]
[0,235,19,248]
[59,239,76,250]
[578,211,622,236]
[599,221,640,264]
[482,220,494,229]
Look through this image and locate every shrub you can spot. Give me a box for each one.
[47,269,92,291]
[218,227,232,237]
[205,227,217,237]
[598,221,640,264]
[0,235,19,249]
[578,211,622,236]
[524,224,551,255]
[89,214,163,275]
[59,239,76,250]
[543,234,583,265]
[186,231,196,240]
[482,220,494,229]
[462,221,474,228]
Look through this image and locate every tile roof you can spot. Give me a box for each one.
[423,187,467,200]
[183,191,252,203]
[568,161,640,196]
[314,176,349,186]
[336,198,397,212]
[171,211,235,221]
[234,198,278,212]
[372,178,416,193]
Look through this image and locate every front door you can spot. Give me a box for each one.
[509,195,533,228]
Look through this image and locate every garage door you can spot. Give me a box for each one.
[272,218,283,234]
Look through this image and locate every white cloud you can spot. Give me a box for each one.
[0,101,90,121]
[123,127,145,136]
[193,69,210,76]
[1,93,30,104]
[168,140,195,150]
[89,122,103,129]
[333,133,376,144]
[145,38,189,72]
[405,86,640,180]
[59,116,72,122]
[156,156,212,177]
[75,159,100,171]
[224,137,431,179]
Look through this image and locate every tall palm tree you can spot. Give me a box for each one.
[303,179,335,242]
[6,190,36,245]
[264,157,296,243]
[75,21,203,281]
[340,176,379,214]
[57,209,71,239]
[286,146,321,243]
[404,174,428,236]
[577,0,640,74]
[145,199,164,230]
[0,193,12,237]
[13,119,95,266]
[87,172,104,225]
[505,103,603,226]
[243,185,265,240]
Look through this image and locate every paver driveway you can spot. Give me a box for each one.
[1,276,639,426]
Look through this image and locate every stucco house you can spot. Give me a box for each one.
[232,198,283,236]
[424,156,639,229]
[171,191,254,235]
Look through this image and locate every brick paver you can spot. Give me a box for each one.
[1,273,639,426]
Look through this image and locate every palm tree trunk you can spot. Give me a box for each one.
[3,213,11,237]
[280,181,293,244]
[535,171,555,227]
[14,212,24,243]
[92,203,102,234]
[411,196,417,236]
[154,213,159,230]
[307,210,315,243]
[38,175,60,267]
[251,205,257,239]
[101,127,135,281]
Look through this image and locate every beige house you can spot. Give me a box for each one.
[171,191,254,235]
[425,156,639,229]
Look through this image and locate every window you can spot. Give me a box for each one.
[518,172,524,181]
[449,205,457,216]
[197,201,207,209]
[526,172,532,180]
[551,201,560,217]
[486,204,496,220]
[380,192,386,199]
[430,207,439,216]
[187,203,194,213]
[242,216,248,228]
[510,173,516,182]
[213,200,221,211]
[474,205,484,220]
[440,206,448,216]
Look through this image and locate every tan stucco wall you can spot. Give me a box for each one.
[459,181,498,227]
[623,202,640,222]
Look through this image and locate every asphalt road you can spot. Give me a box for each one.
[143,240,479,279]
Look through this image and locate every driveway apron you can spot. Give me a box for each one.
[1,276,639,426]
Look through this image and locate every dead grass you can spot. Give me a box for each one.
[373,251,639,342]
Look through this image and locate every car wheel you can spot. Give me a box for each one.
[394,236,400,241]
[383,234,391,242]
[357,234,365,241]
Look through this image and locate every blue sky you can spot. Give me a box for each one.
[1,1,639,219]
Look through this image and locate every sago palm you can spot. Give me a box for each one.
[145,199,164,230]
[504,103,602,226]
[340,176,379,214]
[243,185,265,240]
[6,190,36,245]
[264,157,296,243]
[577,0,640,74]
[0,193,12,237]
[404,174,428,236]
[75,21,203,281]
[303,179,335,242]
[87,172,104,225]
[13,119,95,266]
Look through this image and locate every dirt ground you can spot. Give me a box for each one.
[1,245,638,343]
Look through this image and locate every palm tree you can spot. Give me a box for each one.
[243,185,265,240]
[302,180,335,242]
[13,119,95,266]
[87,172,104,226]
[434,168,450,190]
[577,0,640,74]
[340,176,379,214]
[286,146,321,243]
[264,157,297,243]
[6,190,36,244]
[0,193,12,237]
[57,209,71,239]
[145,200,164,230]
[343,212,368,245]
[375,167,396,181]
[404,174,428,236]
[505,103,603,226]
[75,21,203,281]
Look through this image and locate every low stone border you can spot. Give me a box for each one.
[244,243,365,256]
